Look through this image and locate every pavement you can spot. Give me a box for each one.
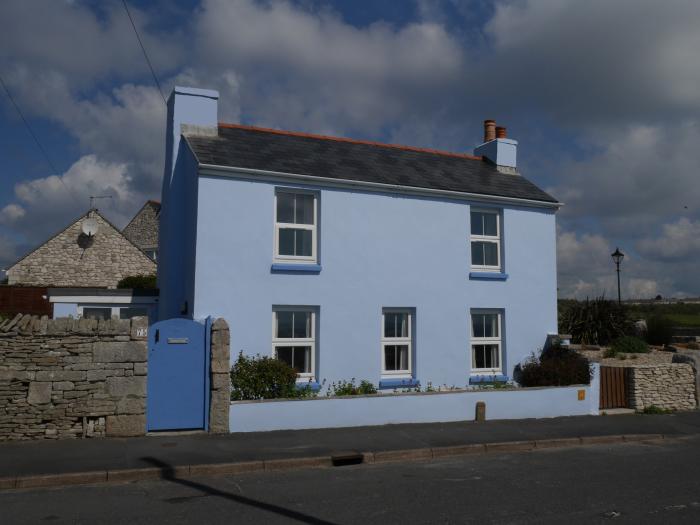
[2,411,700,490]
[5,434,700,524]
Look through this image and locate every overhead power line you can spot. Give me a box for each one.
[0,74,81,207]
[121,0,167,106]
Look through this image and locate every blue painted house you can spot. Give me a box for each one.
[159,87,560,391]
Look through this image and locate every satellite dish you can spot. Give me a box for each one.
[82,218,99,237]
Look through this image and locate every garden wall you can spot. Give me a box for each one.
[229,364,600,433]
[0,314,149,440]
[627,363,697,411]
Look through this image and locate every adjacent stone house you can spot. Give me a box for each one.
[122,200,160,261]
[5,209,155,288]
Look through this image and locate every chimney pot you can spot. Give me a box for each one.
[496,126,507,139]
[484,120,496,142]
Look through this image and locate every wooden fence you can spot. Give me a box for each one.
[0,286,51,318]
[599,366,628,409]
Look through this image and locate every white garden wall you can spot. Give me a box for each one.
[229,364,600,433]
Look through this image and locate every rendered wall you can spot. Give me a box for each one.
[192,174,558,389]
[229,366,599,433]
[159,88,217,320]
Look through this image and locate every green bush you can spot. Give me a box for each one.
[604,336,649,358]
[515,344,592,387]
[326,379,377,396]
[230,352,316,400]
[642,405,673,414]
[645,316,673,346]
[559,297,631,345]
[116,274,157,289]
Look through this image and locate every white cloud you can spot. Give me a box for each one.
[6,155,139,249]
[0,204,25,224]
[636,218,700,261]
[191,0,466,134]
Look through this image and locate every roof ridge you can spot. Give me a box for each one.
[217,122,483,161]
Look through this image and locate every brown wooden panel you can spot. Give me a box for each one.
[600,366,628,409]
[0,286,51,317]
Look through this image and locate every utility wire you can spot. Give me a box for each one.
[0,74,81,207]
[121,0,167,106]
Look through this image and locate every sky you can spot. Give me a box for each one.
[1,0,699,299]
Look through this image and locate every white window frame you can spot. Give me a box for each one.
[77,305,151,320]
[272,307,316,380]
[470,209,501,272]
[381,309,413,377]
[470,310,503,374]
[273,189,318,264]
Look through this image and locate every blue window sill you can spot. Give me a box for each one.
[469,272,508,281]
[296,381,321,392]
[379,378,420,389]
[469,375,509,384]
[271,263,322,273]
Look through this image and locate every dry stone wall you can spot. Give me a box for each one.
[627,363,697,411]
[122,201,160,254]
[0,314,148,440]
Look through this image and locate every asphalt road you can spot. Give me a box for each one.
[3,436,700,524]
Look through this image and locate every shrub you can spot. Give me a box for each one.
[516,344,592,387]
[230,352,315,400]
[327,379,377,396]
[604,336,649,358]
[645,316,673,346]
[559,297,631,345]
[643,405,673,415]
[117,274,157,289]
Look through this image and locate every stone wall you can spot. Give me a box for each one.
[0,314,148,440]
[7,211,156,287]
[122,201,160,255]
[627,363,697,411]
[209,318,230,433]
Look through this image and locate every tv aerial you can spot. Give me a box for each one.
[82,195,112,238]
[89,195,112,210]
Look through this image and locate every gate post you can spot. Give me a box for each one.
[590,363,600,415]
[209,318,231,433]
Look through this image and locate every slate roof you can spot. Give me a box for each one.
[185,124,558,205]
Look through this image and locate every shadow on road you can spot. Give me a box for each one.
[141,457,337,525]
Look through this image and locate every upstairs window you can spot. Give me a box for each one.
[470,210,501,271]
[381,310,412,376]
[274,190,317,264]
[272,308,315,379]
[470,311,502,373]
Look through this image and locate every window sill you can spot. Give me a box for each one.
[271,263,322,273]
[469,374,509,384]
[379,378,420,389]
[296,381,321,392]
[469,272,508,281]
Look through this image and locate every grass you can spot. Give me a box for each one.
[662,314,700,327]
[642,405,674,415]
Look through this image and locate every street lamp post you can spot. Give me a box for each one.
[611,247,624,305]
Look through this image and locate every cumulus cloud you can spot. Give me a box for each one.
[5,155,138,251]
[636,218,700,261]
[191,0,466,134]
[0,204,26,224]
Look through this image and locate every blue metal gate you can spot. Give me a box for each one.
[147,317,211,431]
